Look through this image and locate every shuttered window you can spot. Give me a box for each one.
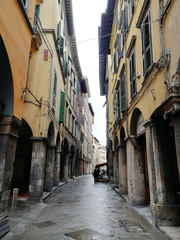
[130,50,137,99]
[120,75,126,112]
[59,91,66,123]
[141,10,153,75]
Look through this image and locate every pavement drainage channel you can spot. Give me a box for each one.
[65,228,104,240]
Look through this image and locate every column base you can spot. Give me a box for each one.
[152,203,180,226]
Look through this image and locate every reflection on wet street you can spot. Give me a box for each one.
[4,175,169,240]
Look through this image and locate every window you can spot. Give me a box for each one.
[122,5,128,35]
[141,10,153,75]
[129,49,137,99]
[57,21,61,40]
[129,0,135,16]
[35,5,40,17]
[114,90,121,121]
[57,36,64,56]
[52,72,57,110]
[120,75,126,112]
[59,91,66,123]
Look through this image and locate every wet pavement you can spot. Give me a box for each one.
[2,175,175,240]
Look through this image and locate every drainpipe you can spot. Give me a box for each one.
[158,0,170,91]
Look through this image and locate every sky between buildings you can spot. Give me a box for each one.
[72,0,107,146]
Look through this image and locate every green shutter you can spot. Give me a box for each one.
[57,36,64,56]
[59,91,66,123]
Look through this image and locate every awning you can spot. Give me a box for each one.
[96,162,108,168]
[98,0,115,96]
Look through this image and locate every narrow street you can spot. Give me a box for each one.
[3,175,169,240]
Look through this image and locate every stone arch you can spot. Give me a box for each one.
[130,108,145,136]
[0,35,14,119]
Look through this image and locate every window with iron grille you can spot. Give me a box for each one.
[141,9,153,75]
[129,49,137,99]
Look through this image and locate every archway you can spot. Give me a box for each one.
[130,108,150,205]
[150,107,180,223]
[60,138,69,180]
[0,35,14,119]
[12,119,32,197]
[44,121,55,191]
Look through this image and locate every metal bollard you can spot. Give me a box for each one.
[11,188,19,209]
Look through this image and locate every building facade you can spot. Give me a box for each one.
[0,0,37,236]
[99,0,180,226]
[0,0,94,237]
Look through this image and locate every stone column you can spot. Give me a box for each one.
[112,150,119,185]
[151,121,180,225]
[44,145,55,191]
[0,116,21,237]
[144,121,158,214]
[151,123,166,204]
[54,149,61,186]
[28,138,46,202]
[118,145,127,195]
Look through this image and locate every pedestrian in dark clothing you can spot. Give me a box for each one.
[93,167,99,182]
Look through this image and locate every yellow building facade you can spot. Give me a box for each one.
[99,0,180,226]
[0,0,36,237]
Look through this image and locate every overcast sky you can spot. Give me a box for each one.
[72,0,107,146]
